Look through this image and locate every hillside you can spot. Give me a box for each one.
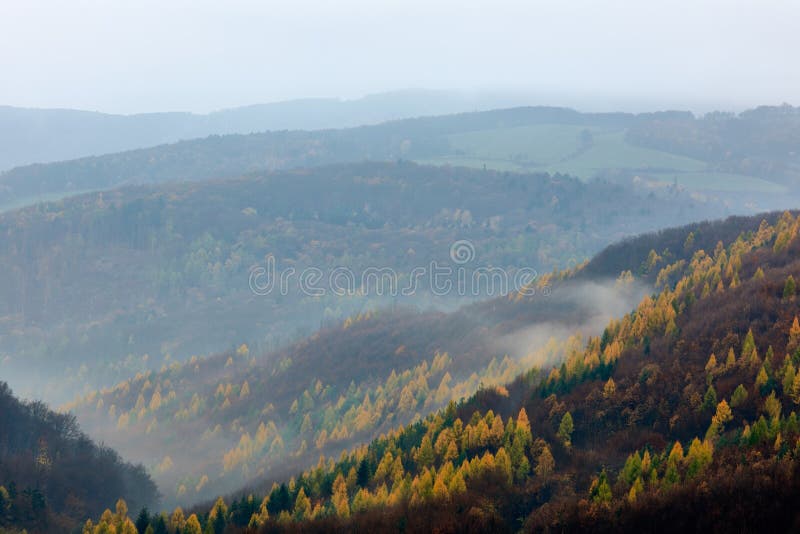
[0,161,720,403]
[78,210,800,532]
[64,211,788,510]
[0,106,629,211]
[0,90,531,172]
[0,382,158,533]
[3,105,798,214]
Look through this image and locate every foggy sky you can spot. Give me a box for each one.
[2,0,797,114]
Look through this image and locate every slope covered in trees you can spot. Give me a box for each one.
[626,104,800,185]
[0,161,718,403]
[65,211,790,510]
[81,210,800,533]
[0,382,158,533]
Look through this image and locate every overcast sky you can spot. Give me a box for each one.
[1,0,797,114]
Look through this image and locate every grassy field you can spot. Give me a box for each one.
[445,123,604,165]
[414,125,784,194]
[545,130,706,178]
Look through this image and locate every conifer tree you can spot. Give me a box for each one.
[535,445,555,480]
[731,384,748,407]
[332,474,350,518]
[784,275,797,300]
[557,412,574,448]
[590,470,612,505]
[293,488,311,520]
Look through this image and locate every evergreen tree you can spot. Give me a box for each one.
[332,474,350,518]
[534,445,555,480]
[293,488,311,520]
[784,275,797,300]
[590,470,612,505]
[134,507,151,534]
[557,411,574,448]
[731,384,748,407]
[701,384,717,411]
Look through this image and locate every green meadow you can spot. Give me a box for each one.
[415,124,784,194]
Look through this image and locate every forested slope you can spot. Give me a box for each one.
[78,210,800,533]
[66,211,789,511]
[0,382,158,533]
[0,161,717,403]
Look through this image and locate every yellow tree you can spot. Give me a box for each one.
[535,444,555,480]
[183,514,202,534]
[332,473,350,518]
[293,487,312,520]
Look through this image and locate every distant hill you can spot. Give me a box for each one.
[3,104,798,215]
[0,381,158,533]
[0,90,553,172]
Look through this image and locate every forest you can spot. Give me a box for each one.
[0,382,158,533]
[4,3,800,532]
[0,160,718,403]
[3,193,800,533]
[57,210,797,534]
[74,211,800,534]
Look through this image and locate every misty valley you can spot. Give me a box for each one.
[2,4,800,533]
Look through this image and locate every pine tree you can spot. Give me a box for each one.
[765,391,782,420]
[731,384,748,407]
[784,275,797,300]
[602,378,616,398]
[534,445,555,480]
[620,451,642,485]
[557,412,574,448]
[628,476,644,503]
[414,435,435,468]
[293,488,311,520]
[135,508,150,534]
[701,384,717,411]
[332,474,350,518]
[448,470,467,495]
[788,317,800,355]
[705,354,717,374]
[590,470,612,505]
[494,447,513,485]
[726,347,736,368]
[783,362,797,396]
[183,515,202,534]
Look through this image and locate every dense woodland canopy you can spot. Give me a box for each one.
[0,382,158,533]
[2,102,800,534]
[68,210,800,533]
[65,212,784,507]
[0,161,717,403]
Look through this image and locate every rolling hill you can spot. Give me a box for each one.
[0,381,158,533]
[0,161,721,404]
[0,90,536,172]
[64,211,792,511]
[3,105,797,214]
[80,209,800,533]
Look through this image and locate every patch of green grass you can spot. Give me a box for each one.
[415,126,786,194]
[545,131,706,179]
[445,123,602,165]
